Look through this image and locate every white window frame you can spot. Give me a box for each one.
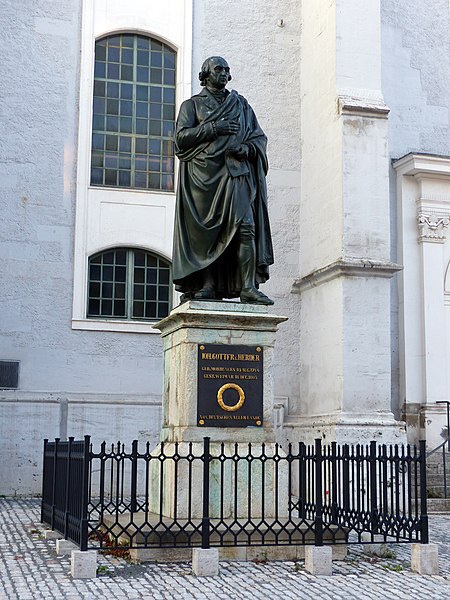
[72,0,192,333]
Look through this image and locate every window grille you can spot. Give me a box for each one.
[87,248,171,320]
[90,34,176,191]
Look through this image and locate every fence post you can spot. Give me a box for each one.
[41,439,48,523]
[201,436,211,549]
[342,444,350,517]
[64,437,74,539]
[330,442,338,524]
[79,435,91,551]
[51,438,60,530]
[419,440,429,544]
[369,441,378,535]
[314,438,323,546]
[131,439,138,514]
[298,442,306,519]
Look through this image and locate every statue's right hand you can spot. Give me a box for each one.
[214,118,240,136]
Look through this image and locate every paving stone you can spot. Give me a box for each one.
[0,498,449,598]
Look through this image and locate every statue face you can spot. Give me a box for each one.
[205,57,230,90]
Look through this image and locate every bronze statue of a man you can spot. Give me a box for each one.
[172,56,274,305]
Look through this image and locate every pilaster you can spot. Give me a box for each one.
[394,153,450,447]
[295,0,403,444]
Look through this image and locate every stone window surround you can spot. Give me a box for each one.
[72,0,192,334]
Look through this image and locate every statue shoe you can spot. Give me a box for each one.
[193,287,216,300]
[240,287,274,305]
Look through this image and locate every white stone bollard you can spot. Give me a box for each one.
[305,545,332,576]
[56,538,78,556]
[71,550,98,579]
[192,548,219,577]
[411,543,439,575]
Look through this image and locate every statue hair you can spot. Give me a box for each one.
[198,56,232,86]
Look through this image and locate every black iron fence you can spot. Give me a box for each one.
[426,400,450,499]
[41,437,429,552]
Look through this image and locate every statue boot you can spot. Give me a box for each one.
[193,267,216,300]
[239,238,274,306]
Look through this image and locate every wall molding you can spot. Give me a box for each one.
[293,258,402,292]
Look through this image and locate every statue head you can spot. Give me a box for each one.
[199,56,232,89]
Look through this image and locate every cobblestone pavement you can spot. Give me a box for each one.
[0,499,449,599]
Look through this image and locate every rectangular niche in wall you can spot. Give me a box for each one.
[0,361,19,389]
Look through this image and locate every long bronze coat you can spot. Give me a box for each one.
[172,87,274,298]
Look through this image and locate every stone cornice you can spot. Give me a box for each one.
[338,95,390,119]
[154,301,288,338]
[393,153,450,177]
[293,258,403,292]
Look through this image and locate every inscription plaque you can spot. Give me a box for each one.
[197,343,263,427]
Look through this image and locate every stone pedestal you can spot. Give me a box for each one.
[154,300,287,445]
[149,301,288,521]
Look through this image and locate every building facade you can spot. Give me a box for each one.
[1,0,449,494]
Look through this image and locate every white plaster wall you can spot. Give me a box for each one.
[192,0,302,414]
[299,0,343,276]
[342,277,392,415]
[342,115,391,262]
[298,281,343,417]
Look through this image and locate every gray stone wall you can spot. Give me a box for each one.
[0,1,164,495]
[381,0,450,158]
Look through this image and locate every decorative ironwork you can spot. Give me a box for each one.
[41,437,429,552]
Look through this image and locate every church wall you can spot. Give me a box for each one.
[0,0,303,494]
[381,0,450,443]
[381,0,450,158]
[0,0,180,495]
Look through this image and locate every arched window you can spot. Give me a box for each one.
[87,248,171,320]
[90,33,176,191]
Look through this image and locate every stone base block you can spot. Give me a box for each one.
[129,547,192,563]
[361,533,388,557]
[44,530,61,541]
[283,415,407,448]
[411,543,439,575]
[304,545,332,576]
[129,544,347,563]
[56,538,77,556]
[192,548,219,577]
[70,550,98,579]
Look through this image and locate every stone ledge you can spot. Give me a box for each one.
[293,258,402,292]
[338,95,390,119]
[154,300,287,337]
